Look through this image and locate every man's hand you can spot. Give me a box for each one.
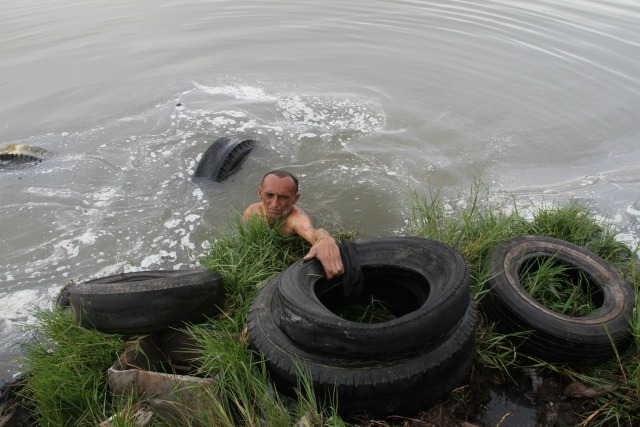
[303,236,344,279]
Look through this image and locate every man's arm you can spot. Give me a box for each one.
[288,212,344,279]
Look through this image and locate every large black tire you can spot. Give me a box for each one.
[247,274,477,419]
[194,136,255,182]
[277,237,470,357]
[67,270,225,335]
[483,236,635,363]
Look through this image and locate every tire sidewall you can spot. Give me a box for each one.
[68,270,225,334]
[277,237,470,357]
[484,236,635,362]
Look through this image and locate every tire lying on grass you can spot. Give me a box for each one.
[194,136,255,182]
[277,237,470,357]
[247,237,476,419]
[483,236,635,364]
[65,270,225,335]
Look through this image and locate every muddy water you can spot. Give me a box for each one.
[1,0,639,398]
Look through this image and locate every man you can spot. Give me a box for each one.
[243,170,344,279]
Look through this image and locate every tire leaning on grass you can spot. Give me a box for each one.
[194,136,255,182]
[66,270,225,335]
[277,237,471,357]
[483,236,635,364]
[247,271,477,419]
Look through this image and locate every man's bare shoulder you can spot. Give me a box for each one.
[243,203,264,218]
[285,206,310,222]
[282,206,313,233]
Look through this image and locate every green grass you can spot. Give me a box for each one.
[335,296,397,324]
[18,308,125,426]
[14,182,640,426]
[182,321,292,426]
[408,181,640,425]
[198,216,310,327]
[519,256,599,316]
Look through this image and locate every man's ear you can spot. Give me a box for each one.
[293,193,301,204]
[258,186,263,199]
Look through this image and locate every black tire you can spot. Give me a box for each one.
[194,136,255,182]
[277,237,470,357]
[247,274,477,419]
[67,270,225,335]
[483,236,635,363]
[0,144,47,164]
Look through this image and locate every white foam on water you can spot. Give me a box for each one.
[92,262,129,278]
[298,133,318,140]
[618,204,640,250]
[185,214,200,223]
[181,234,195,251]
[0,284,64,362]
[77,229,99,245]
[91,188,120,207]
[55,240,80,258]
[210,116,237,126]
[218,110,247,118]
[24,187,81,199]
[164,218,182,229]
[0,289,48,327]
[193,83,277,102]
[174,83,386,148]
[140,251,177,269]
[626,204,640,218]
[192,188,205,201]
[275,94,385,137]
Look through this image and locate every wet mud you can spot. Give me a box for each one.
[385,364,596,427]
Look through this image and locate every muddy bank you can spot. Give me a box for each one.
[386,364,603,427]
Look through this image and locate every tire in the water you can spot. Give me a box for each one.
[194,136,255,182]
[483,236,634,363]
[277,237,470,357]
[0,144,47,164]
[247,272,477,419]
[67,270,225,334]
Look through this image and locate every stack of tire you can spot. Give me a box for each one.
[247,237,476,419]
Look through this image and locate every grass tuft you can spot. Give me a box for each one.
[198,216,311,328]
[18,307,125,426]
[519,256,600,316]
[335,296,397,324]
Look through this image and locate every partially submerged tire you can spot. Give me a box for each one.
[0,144,47,164]
[277,237,470,357]
[483,236,635,363]
[67,270,225,334]
[247,272,477,419]
[194,136,255,182]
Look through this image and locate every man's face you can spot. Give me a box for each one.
[258,174,300,219]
